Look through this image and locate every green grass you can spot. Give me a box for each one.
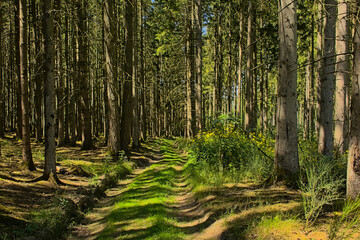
[97,139,187,240]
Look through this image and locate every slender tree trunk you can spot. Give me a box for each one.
[43,0,58,180]
[55,0,65,147]
[64,1,70,144]
[31,0,42,142]
[121,0,134,151]
[132,0,140,148]
[334,0,349,154]
[227,3,232,115]
[347,0,360,199]
[19,0,35,171]
[275,0,299,184]
[237,13,243,120]
[195,0,202,131]
[186,0,193,138]
[15,1,22,139]
[139,0,147,142]
[318,0,336,156]
[78,0,93,150]
[245,0,256,132]
[69,6,77,146]
[104,0,120,155]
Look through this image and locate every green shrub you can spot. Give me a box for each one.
[300,157,345,227]
[188,116,274,184]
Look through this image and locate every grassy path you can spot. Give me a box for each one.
[72,139,195,240]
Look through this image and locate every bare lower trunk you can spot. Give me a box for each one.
[19,0,35,171]
[275,0,299,185]
[347,0,360,199]
[335,0,350,154]
[318,0,336,156]
[43,0,57,179]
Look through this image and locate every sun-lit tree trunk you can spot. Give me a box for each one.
[104,0,120,155]
[237,13,243,120]
[186,0,194,138]
[227,3,232,115]
[19,0,35,171]
[318,0,336,157]
[245,0,256,132]
[78,0,93,150]
[275,0,299,184]
[195,0,202,132]
[43,0,58,180]
[335,0,349,154]
[121,0,134,151]
[347,0,360,199]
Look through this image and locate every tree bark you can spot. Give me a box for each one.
[347,0,360,199]
[43,0,58,180]
[55,0,65,147]
[318,0,336,157]
[19,0,35,171]
[31,0,42,142]
[275,0,299,185]
[121,0,134,151]
[77,0,93,150]
[132,0,140,148]
[245,0,256,132]
[237,13,243,120]
[195,0,202,131]
[334,0,349,154]
[104,0,120,155]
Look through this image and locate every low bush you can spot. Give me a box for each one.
[188,116,274,184]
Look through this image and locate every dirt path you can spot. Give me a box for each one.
[70,139,302,240]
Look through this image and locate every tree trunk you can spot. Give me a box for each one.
[334,0,349,154]
[318,0,336,156]
[195,0,202,131]
[245,0,256,132]
[15,0,22,139]
[347,0,360,199]
[19,0,35,171]
[237,13,243,120]
[139,0,147,142]
[43,0,58,180]
[132,0,140,148]
[77,0,93,150]
[55,0,65,147]
[121,0,134,151]
[31,0,42,142]
[275,0,299,185]
[104,0,120,155]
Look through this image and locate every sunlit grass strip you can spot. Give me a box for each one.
[98,139,187,240]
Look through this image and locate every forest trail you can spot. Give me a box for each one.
[70,139,303,240]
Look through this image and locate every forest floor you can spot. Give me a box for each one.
[68,139,335,240]
[0,136,357,239]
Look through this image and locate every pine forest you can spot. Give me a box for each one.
[1,0,360,239]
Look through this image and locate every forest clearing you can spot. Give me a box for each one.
[2,0,360,239]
